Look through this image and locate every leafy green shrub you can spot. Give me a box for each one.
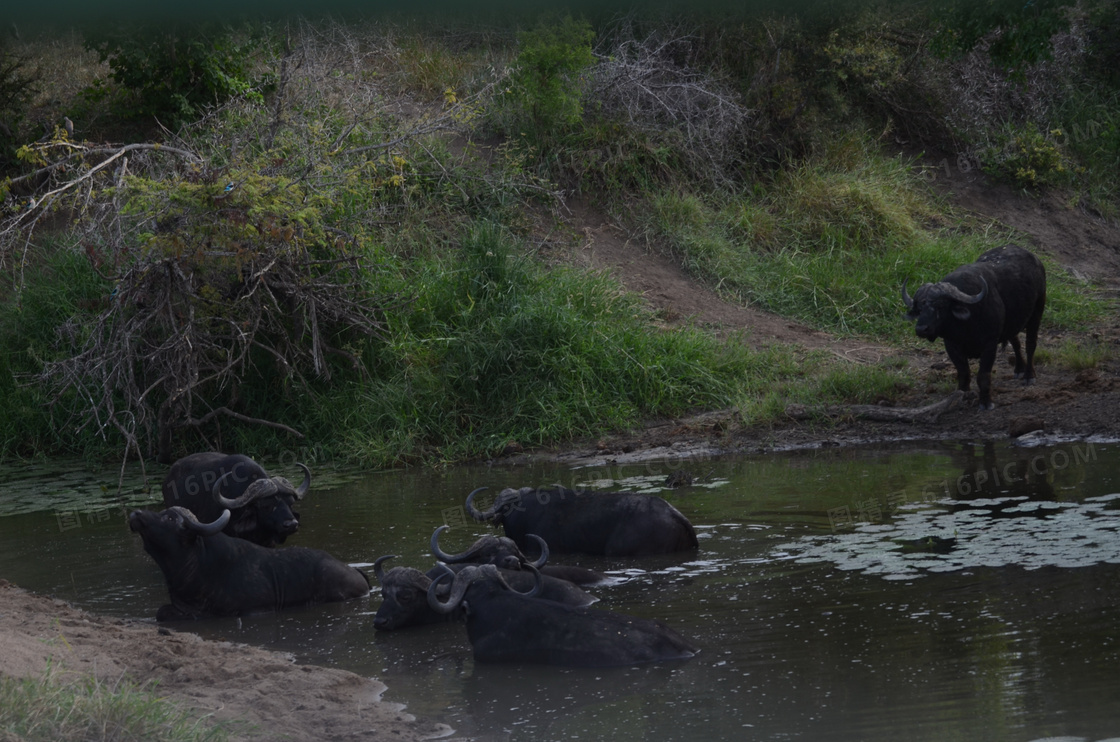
[490,17,595,142]
[0,48,40,169]
[0,246,111,458]
[980,122,1068,188]
[83,24,273,129]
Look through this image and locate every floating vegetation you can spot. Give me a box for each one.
[774,493,1120,579]
[0,458,368,517]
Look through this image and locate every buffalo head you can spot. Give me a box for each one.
[426,563,543,615]
[372,555,444,631]
[128,506,231,561]
[902,277,988,341]
[212,463,309,545]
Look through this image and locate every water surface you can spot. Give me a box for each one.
[1,440,1119,741]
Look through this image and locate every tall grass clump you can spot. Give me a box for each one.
[305,222,778,467]
[0,245,112,458]
[0,667,229,742]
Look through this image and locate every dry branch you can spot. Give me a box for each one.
[785,390,968,424]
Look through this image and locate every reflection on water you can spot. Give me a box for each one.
[1,440,1120,741]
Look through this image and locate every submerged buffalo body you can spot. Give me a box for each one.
[162,453,310,546]
[427,565,698,667]
[466,486,698,557]
[372,553,597,631]
[903,244,1046,409]
[129,506,368,620]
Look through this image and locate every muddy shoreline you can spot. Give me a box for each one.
[0,580,454,742]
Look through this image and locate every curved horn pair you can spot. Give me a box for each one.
[169,506,230,536]
[901,277,987,308]
[212,463,311,508]
[426,563,543,615]
[429,525,550,569]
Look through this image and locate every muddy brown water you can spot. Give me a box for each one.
[2,440,1120,741]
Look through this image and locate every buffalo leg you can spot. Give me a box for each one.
[975,343,998,410]
[1008,335,1027,379]
[1022,307,1043,385]
[944,341,971,394]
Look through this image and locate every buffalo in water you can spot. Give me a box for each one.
[902,244,1046,410]
[427,564,698,667]
[430,525,608,586]
[466,485,698,556]
[373,530,598,631]
[162,453,310,546]
[129,506,369,621]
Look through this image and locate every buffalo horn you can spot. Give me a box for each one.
[171,506,230,536]
[526,534,549,569]
[900,278,914,309]
[430,524,478,563]
[942,276,988,305]
[464,486,495,522]
[520,563,544,598]
[427,564,465,614]
[294,463,311,499]
[373,555,399,584]
[213,471,278,508]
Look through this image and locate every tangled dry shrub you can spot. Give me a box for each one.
[942,22,1089,161]
[586,23,754,184]
[0,18,563,469]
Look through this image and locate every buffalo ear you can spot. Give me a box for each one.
[952,306,972,321]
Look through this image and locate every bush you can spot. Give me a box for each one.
[980,121,1069,189]
[83,24,273,129]
[490,17,595,142]
[0,48,39,169]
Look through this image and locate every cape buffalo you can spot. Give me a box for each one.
[373,528,598,632]
[427,564,698,667]
[161,453,310,546]
[129,506,369,621]
[430,525,609,586]
[465,485,698,556]
[372,555,597,631]
[902,244,1046,409]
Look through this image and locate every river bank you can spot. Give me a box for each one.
[0,580,452,742]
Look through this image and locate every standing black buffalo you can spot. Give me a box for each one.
[161,453,310,546]
[902,244,1046,409]
[372,555,597,631]
[129,506,369,621]
[427,564,698,666]
[429,525,608,586]
[465,486,698,556]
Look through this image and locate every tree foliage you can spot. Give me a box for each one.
[83,24,274,129]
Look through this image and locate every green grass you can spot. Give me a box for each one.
[1034,338,1115,371]
[0,667,230,742]
[645,135,1111,342]
[1055,86,1120,219]
[291,222,805,467]
[0,244,113,459]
